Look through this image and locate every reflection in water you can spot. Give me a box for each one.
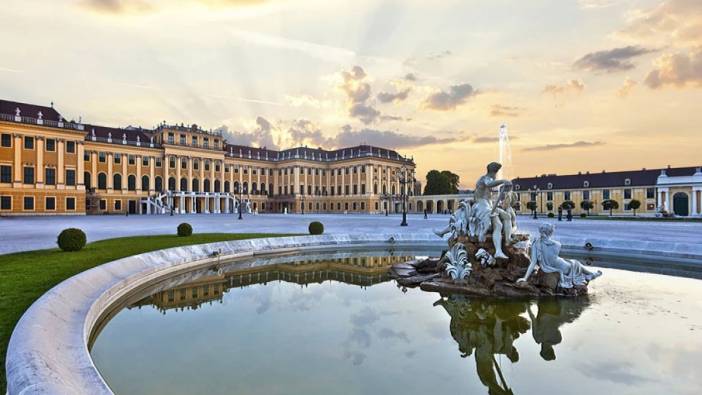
[436,295,590,395]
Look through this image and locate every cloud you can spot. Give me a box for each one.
[620,0,702,46]
[617,78,638,97]
[216,116,279,149]
[349,103,381,124]
[644,49,702,88]
[404,73,417,82]
[340,65,386,124]
[335,125,460,149]
[377,88,411,103]
[578,0,615,9]
[574,46,656,73]
[80,0,151,14]
[542,80,585,97]
[423,83,478,111]
[523,141,603,152]
[490,104,523,118]
[377,328,410,343]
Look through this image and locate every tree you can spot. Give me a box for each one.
[526,201,537,214]
[629,199,641,216]
[423,170,460,195]
[580,200,594,215]
[561,200,575,210]
[602,199,619,216]
[546,202,554,211]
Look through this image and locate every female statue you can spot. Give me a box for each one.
[517,223,602,288]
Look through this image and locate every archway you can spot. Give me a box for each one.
[416,200,424,213]
[436,200,444,213]
[426,200,434,214]
[673,192,689,216]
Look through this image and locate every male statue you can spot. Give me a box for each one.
[471,162,512,259]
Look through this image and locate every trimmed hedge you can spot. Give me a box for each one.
[580,213,587,218]
[177,223,193,237]
[547,212,555,218]
[57,228,87,252]
[308,221,324,235]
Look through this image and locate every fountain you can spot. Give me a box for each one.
[394,160,602,297]
[497,123,512,180]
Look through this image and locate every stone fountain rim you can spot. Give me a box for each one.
[5,232,702,395]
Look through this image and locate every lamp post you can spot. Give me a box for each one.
[238,185,243,220]
[398,165,415,226]
[301,194,305,215]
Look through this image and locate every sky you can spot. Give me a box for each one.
[1,0,701,187]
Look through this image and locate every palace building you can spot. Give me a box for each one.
[0,99,415,216]
[512,166,702,217]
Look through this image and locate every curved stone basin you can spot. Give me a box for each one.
[6,233,702,394]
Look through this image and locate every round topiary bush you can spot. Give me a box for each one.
[580,213,587,218]
[57,228,87,252]
[177,223,193,237]
[547,212,555,218]
[308,221,324,235]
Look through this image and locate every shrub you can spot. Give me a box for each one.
[57,228,87,252]
[561,200,576,210]
[580,213,587,218]
[177,223,193,237]
[308,221,324,235]
[547,212,555,218]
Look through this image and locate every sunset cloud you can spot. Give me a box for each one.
[617,78,638,97]
[424,83,478,111]
[490,104,523,118]
[645,49,702,89]
[377,88,411,104]
[542,80,585,97]
[574,46,656,73]
[523,141,603,152]
[620,0,702,46]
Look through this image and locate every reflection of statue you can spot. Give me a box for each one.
[527,298,590,361]
[470,162,513,259]
[437,295,591,394]
[518,223,602,288]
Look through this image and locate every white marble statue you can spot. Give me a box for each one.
[444,243,471,280]
[518,223,602,288]
[475,248,496,268]
[433,199,470,240]
[469,162,513,259]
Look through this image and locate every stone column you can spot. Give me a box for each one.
[187,158,193,192]
[107,153,114,190]
[57,139,65,187]
[77,142,85,188]
[135,155,142,192]
[91,152,97,188]
[294,166,300,195]
[204,194,209,213]
[692,188,700,216]
[36,137,44,185]
[149,157,155,192]
[180,194,185,214]
[366,164,373,195]
[121,155,127,193]
[175,155,181,192]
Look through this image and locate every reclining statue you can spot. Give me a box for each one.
[518,223,602,288]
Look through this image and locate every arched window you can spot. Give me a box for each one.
[98,173,107,189]
[214,180,221,193]
[180,178,188,191]
[168,177,175,191]
[382,184,387,194]
[204,179,211,192]
[252,182,258,194]
[234,181,240,193]
[243,181,248,194]
[374,184,378,194]
[192,179,200,192]
[224,181,230,193]
[155,176,163,192]
[269,183,273,196]
[141,175,149,191]
[127,175,136,191]
[392,185,396,195]
[114,174,122,190]
[84,172,92,190]
[260,183,266,195]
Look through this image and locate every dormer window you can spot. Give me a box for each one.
[547,182,553,189]
[583,181,589,188]
[624,178,631,186]
[514,184,520,191]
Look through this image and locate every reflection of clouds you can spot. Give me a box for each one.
[405,350,417,358]
[343,350,366,366]
[348,328,372,348]
[351,307,380,327]
[378,328,410,343]
[578,361,653,385]
[343,306,381,366]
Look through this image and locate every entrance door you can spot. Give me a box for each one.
[128,200,137,214]
[673,192,689,216]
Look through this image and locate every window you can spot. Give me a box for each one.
[0,196,10,210]
[603,189,610,200]
[564,191,571,200]
[179,134,186,145]
[193,160,199,170]
[624,188,632,199]
[181,158,187,169]
[1,133,11,147]
[192,136,198,146]
[215,163,220,172]
[167,133,174,144]
[530,192,537,201]
[205,161,210,171]
[114,153,121,164]
[142,156,149,166]
[114,174,122,190]
[583,181,590,188]
[66,169,76,186]
[84,152,90,161]
[141,175,149,190]
[99,199,106,210]
[583,190,590,200]
[203,137,209,148]
[98,173,107,189]
[624,178,631,186]
[24,196,34,210]
[1,165,11,183]
[114,200,122,210]
[24,136,34,149]
[45,168,56,185]
[155,158,162,167]
[169,157,176,168]
[647,188,655,199]
[546,192,553,201]
[45,139,56,151]
[99,152,106,162]
[128,155,135,165]
[24,166,34,184]
[66,197,76,211]
[66,141,75,153]
[45,197,56,210]
[128,175,136,191]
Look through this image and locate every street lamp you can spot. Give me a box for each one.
[398,165,415,227]
[301,194,305,215]
[238,185,243,220]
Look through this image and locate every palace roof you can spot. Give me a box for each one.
[512,166,701,190]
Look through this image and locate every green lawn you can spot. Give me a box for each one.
[0,233,290,393]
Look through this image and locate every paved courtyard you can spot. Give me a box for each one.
[1,213,701,255]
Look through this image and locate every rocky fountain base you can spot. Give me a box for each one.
[390,232,589,298]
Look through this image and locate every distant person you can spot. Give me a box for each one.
[424,209,428,219]
[566,209,573,222]
[557,207,563,221]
